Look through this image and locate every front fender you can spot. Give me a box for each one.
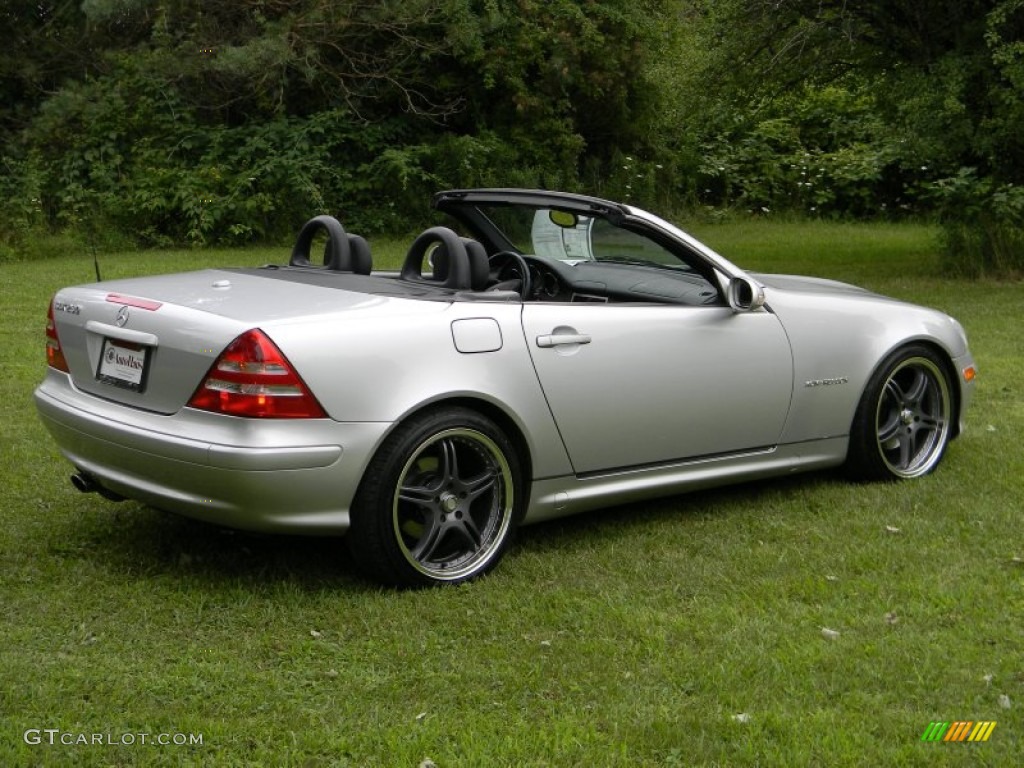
[770,291,972,445]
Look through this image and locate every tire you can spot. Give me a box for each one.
[347,407,523,587]
[846,345,954,481]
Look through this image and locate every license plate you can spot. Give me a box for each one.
[97,338,149,392]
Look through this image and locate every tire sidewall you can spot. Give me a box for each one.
[348,407,523,587]
[846,344,954,481]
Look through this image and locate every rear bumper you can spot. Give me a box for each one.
[34,372,391,534]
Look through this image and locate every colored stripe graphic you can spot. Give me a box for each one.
[944,721,971,741]
[969,722,997,742]
[921,721,997,742]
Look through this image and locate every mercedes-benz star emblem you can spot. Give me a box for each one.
[115,306,130,327]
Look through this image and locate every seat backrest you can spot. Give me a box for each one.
[342,234,372,275]
[461,237,489,291]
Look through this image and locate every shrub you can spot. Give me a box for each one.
[936,169,1024,277]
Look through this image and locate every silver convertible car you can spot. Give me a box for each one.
[35,189,977,586]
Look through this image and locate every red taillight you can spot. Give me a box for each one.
[46,299,70,373]
[187,329,327,419]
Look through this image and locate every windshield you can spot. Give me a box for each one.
[475,204,690,270]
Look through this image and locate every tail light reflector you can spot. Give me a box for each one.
[105,293,163,311]
[46,299,70,373]
[187,329,326,418]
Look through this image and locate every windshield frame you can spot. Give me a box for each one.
[438,195,694,272]
[433,188,749,291]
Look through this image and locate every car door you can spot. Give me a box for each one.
[522,302,794,474]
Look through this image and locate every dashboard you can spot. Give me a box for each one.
[492,253,723,306]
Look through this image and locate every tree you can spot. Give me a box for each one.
[0,3,94,141]
[1,0,679,249]
[685,0,1024,272]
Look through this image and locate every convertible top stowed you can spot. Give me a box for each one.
[34,188,976,586]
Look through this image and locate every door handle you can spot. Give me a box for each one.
[536,332,592,348]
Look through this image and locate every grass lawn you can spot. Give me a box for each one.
[1,222,1021,766]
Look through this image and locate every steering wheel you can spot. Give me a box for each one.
[487,250,533,299]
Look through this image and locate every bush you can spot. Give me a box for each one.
[0,57,441,247]
[934,169,1024,277]
[692,84,924,218]
[941,220,1024,278]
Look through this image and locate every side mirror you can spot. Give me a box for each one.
[727,276,766,312]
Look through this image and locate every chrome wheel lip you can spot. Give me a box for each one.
[874,356,951,478]
[392,427,514,581]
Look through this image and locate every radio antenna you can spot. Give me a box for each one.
[87,224,102,282]
[92,244,102,282]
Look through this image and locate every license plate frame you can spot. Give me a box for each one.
[97,337,150,392]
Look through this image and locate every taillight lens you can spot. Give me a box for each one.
[187,329,327,418]
[46,299,70,372]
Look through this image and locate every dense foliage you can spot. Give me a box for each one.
[2,0,1022,273]
[0,0,665,250]
[665,0,1024,274]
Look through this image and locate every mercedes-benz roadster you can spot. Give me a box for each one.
[35,189,976,586]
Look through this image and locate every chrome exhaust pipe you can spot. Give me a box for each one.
[70,471,97,493]
[70,471,125,501]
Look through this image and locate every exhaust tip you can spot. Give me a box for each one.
[70,471,125,501]
[70,471,97,493]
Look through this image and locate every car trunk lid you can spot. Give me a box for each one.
[48,269,422,415]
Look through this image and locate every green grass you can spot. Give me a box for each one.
[1,222,1022,766]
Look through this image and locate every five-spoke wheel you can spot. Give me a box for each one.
[348,408,522,586]
[847,345,953,480]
